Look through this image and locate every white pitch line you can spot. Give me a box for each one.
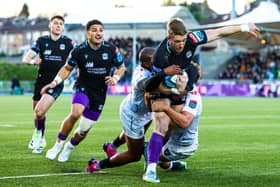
[0,171,106,180]
[0,124,13,127]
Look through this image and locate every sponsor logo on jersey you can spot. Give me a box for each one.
[85,62,94,68]
[44,50,52,55]
[59,44,66,50]
[164,148,171,156]
[189,99,197,109]
[102,53,109,60]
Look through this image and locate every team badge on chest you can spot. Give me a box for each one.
[59,44,66,50]
[102,53,109,60]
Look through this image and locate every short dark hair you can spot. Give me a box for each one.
[50,15,65,22]
[86,19,104,30]
[167,17,187,37]
[139,47,155,65]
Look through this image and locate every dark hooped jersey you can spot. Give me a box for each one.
[152,30,207,71]
[31,35,74,82]
[67,40,123,90]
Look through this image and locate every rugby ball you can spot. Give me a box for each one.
[163,75,177,88]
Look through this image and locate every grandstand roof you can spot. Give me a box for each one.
[65,6,199,29]
[192,1,280,49]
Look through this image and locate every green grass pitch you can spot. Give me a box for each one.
[0,95,279,186]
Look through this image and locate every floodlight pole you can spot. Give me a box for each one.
[231,0,237,19]
[132,23,137,73]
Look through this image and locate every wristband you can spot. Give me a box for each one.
[240,24,250,32]
[51,81,57,87]
[29,59,35,65]
[113,74,120,82]
[171,88,180,95]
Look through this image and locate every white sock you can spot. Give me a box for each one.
[167,161,173,170]
[66,141,74,149]
[147,163,157,173]
[55,141,64,148]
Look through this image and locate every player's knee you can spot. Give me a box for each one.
[70,111,82,121]
[127,151,142,162]
[34,107,45,118]
[131,155,141,162]
[154,112,167,120]
[75,116,96,137]
[133,154,142,161]
[156,125,169,135]
[127,148,142,161]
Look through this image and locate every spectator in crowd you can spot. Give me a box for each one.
[10,75,23,95]
[218,50,280,83]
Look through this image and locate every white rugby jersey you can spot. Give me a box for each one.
[170,86,202,146]
[127,65,153,114]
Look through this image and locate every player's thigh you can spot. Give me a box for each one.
[35,94,55,113]
[121,110,147,139]
[126,136,144,156]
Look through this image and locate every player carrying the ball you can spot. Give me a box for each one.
[142,17,260,183]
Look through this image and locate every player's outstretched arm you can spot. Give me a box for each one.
[206,22,260,42]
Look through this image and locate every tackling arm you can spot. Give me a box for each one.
[151,99,194,128]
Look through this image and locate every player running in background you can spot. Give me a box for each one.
[22,15,74,154]
[41,19,125,162]
[142,18,260,183]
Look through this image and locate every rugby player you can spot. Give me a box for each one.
[22,15,75,154]
[41,19,126,162]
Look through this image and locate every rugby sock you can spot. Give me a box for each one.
[112,136,125,148]
[37,117,46,136]
[70,137,79,146]
[58,132,67,141]
[99,158,111,169]
[34,119,38,129]
[148,133,163,164]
